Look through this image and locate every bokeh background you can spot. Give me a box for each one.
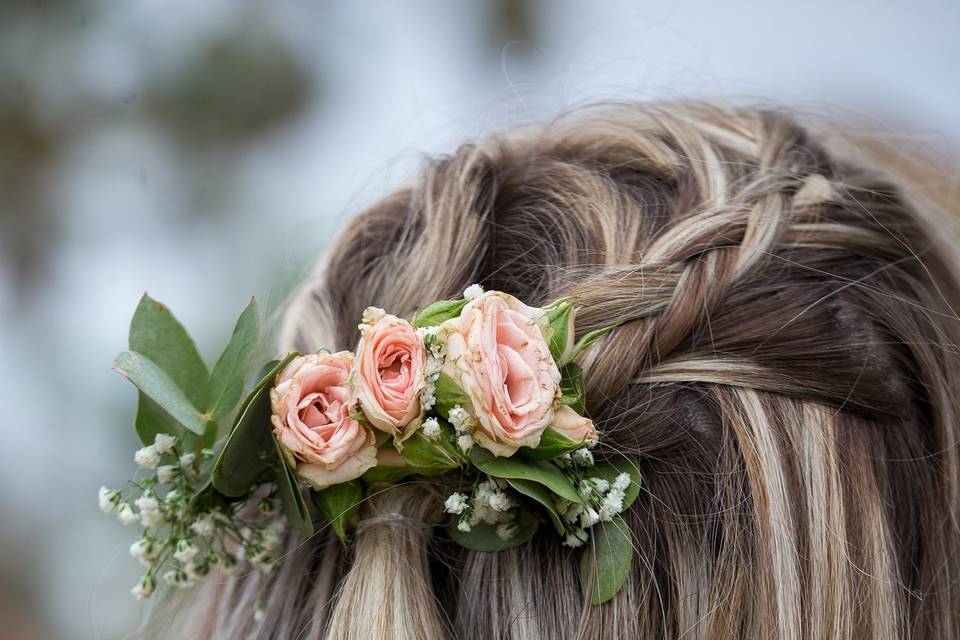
[1,1,958,638]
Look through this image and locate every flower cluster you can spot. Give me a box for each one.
[100,433,286,600]
[444,478,521,539]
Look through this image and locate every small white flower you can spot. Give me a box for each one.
[416,325,440,340]
[444,492,469,515]
[134,445,160,469]
[421,417,442,439]
[98,487,119,514]
[129,538,157,565]
[579,506,601,529]
[448,405,471,433]
[117,503,139,526]
[163,568,192,588]
[179,452,196,467]
[562,503,583,525]
[572,448,594,467]
[361,306,386,325]
[174,540,199,564]
[190,514,216,537]
[463,284,484,301]
[157,465,177,483]
[131,574,156,599]
[165,489,182,503]
[496,521,519,540]
[589,478,610,493]
[563,528,589,548]
[612,472,631,493]
[456,434,474,453]
[134,495,159,513]
[488,492,514,513]
[153,433,177,454]
[456,518,473,532]
[140,509,164,527]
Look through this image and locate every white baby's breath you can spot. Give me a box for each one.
[463,284,484,301]
[444,492,468,515]
[117,503,139,526]
[153,433,177,454]
[157,465,177,484]
[134,445,160,469]
[456,434,474,453]
[98,486,119,514]
[421,417,441,439]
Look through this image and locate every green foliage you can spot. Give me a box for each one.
[544,301,575,362]
[311,481,363,542]
[274,443,313,537]
[206,298,259,421]
[517,427,580,460]
[412,298,467,329]
[559,362,585,414]
[447,508,538,552]
[433,371,470,420]
[128,294,210,445]
[113,351,209,436]
[212,354,297,497]
[580,515,634,604]
[504,477,565,534]
[469,448,582,504]
[402,431,463,473]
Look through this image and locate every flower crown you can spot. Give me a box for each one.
[100,285,639,607]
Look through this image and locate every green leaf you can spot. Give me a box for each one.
[544,302,575,362]
[311,481,363,542]
[586,459,642,511]
[517,427,581,460]
[413,298,468,329]
[402,431,462,474]
[580,515,633,604]
[207,298,260,422]
[469,448,582,504]
[447,508,538,552]
[565,323,620,365]
[212,354,297,497]
[274,446,313,537]
[433,371,471,421]
[113,351,208,435]
[504,478,565,534]
[559,362,585,414]
[129,294,210,444]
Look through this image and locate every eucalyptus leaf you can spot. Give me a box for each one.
[275,447,313,537]
[469,448,582,504]
[517,427,580,460]
[433,371,470,421]
[544,302,575,362]
[212,354,297,497]
[362,464,419,484]
[402,431,462,474]
[559,362,585,414]
[311,481,363,542]
[580,515,633,604]
[114,351,209,435]
[129,294,210,444]
[586,459,642,511]
[413,298,468,329]
[447,508,538,552]
[505,478,565,534]
[207,298,260,422]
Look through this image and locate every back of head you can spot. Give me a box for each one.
[182,102,960,639]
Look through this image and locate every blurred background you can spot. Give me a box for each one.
[0,1,957,638]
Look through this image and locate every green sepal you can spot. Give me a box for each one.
[113,351,209,436]
[206,298,260,422]
[544,301,575,363]
[274,441,313,537]
[413,298,468,329]
[585,459,642,511]
[564,323,620,365]
[433,371,470,421]
[469,448,582,504]
[447,508,538,552]
[559,362,586,414]
[517,427,581,460]
[580,515,633,604]
[311,481,363,542]
[128,294,210,445]
[504,478,565,534]
[212,354,298,497]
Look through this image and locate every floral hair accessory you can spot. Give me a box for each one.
[101,286,640,606]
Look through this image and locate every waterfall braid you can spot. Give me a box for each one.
[178,102,960,639]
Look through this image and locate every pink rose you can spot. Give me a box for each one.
[270,352,377,489]
[551,404,597,445]
[354,308,426,442]
[441,291,561,456]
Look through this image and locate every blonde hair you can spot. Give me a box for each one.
[171,102,960,639]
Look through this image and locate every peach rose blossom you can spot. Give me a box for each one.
[551,404,597,445]
[441,291,561,456]
[270,352,377,490]
[354,309,426,442]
